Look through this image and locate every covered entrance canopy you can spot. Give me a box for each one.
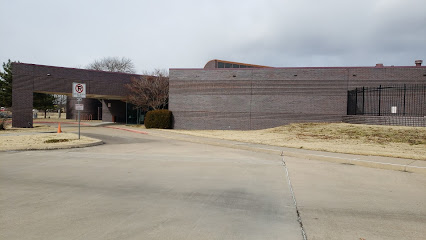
[12,63,142,127]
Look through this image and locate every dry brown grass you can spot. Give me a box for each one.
[0,123,53,133]
[34,112,67,119]
[167,123,426,160]
[0,124,100,151]
[0,132,99,151]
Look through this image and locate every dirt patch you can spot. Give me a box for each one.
[44,138,71,143]
[165,123,426,160]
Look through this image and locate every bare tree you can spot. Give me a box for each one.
[85,57,136,108]
[125,69,169,111]
[53,94,67,118]
[86,57,135,74]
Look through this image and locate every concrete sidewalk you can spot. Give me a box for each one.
[34,120,115,127]
[110,125,426,174]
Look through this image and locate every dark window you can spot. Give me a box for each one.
[225,63,232,68]
[232,64,240,68]
[240,65,247,68]
[217,62,225,68]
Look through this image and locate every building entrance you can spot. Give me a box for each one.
[126,103,145,125]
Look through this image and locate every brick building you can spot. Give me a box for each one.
[11,60,426,129]
[11,63,141,128]
[169,60,426,129]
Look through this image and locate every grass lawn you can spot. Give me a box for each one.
[0,123,99,151]
[166,123,426,160]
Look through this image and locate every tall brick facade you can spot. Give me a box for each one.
[12,63,139,127]
[169,63,426,130]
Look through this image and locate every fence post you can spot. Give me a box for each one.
[362,87,365,114]
[403,84,406,116]
[355,88,358,115]
[378,85,382,116]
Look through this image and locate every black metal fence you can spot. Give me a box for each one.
[347,84,426,116]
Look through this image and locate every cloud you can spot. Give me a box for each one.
[0,0,425,71]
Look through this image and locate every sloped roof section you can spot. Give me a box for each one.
[204,59,273,69]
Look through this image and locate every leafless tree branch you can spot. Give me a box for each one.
[125,69,169,111]
[86,57,135,74]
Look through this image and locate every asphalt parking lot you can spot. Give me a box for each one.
[1,126,425,239]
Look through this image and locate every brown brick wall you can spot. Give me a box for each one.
[12,63,426,129]
[102,100,127,123]
[12,63,139,127]
[169,67,426,130]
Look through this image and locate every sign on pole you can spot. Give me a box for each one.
[72,82,86,98]
[75,104,84,111]
[72,83,86,140]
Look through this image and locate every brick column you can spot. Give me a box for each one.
[102,100,113,122]
[102,100,126,123]
[12,75,34,128]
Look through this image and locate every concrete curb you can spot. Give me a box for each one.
[34,121,93,126]
[0,140,104,152]
[130,128,426,175]
[104,126,148,134]
[279,151,426,174]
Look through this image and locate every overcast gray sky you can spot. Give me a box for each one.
[1,0,425,73]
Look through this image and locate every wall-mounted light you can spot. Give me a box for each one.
[47,73,51,76]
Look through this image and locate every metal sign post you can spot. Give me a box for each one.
[78,99,81,139]
[72,83,86,140]
[76,101,84,139]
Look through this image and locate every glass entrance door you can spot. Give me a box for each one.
[126,103,145,124]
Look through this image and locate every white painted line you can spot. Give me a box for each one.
[290,152,426,169]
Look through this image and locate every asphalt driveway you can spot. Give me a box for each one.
[1,126,425,240]
[0,127,302,240]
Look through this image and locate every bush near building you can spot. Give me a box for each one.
[144,110,173,129]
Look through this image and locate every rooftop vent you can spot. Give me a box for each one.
[415,60,423,67]
[375,63,384,67]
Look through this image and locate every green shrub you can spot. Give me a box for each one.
[144,110,173,129]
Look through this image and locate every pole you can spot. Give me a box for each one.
[355,88,358,115]
[78,108,81,139]
[403,84,406,116]
[77,98,81,140]
[137,108,139,125]
[378,85,382,116]
[362,87,365,114]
